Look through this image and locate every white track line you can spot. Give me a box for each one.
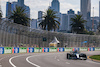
[26,55,41,67]
[9,54,31,67]
[26,53,55,67]
[66,62,70,64]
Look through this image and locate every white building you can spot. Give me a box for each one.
[30,19,37,29]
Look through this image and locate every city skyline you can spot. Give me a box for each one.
[0,0,99,19]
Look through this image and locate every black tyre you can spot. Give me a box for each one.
[67,54,71,59]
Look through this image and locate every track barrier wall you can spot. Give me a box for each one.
[95,47,100,51]
[0,47,100,54]
[4,47,12,54]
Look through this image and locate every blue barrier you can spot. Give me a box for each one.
[29,47,34,53]
[14,47,19,53]
[0,47,4,54]
[88,47,95,51]
[73,48,80,51]
[58,48,64,52]
[44,48,49,52]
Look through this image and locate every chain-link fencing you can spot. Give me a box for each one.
[0,20,100,47]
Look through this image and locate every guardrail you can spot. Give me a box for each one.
[0,47,100,54]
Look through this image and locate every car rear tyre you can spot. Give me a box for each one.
[67,54,71,59]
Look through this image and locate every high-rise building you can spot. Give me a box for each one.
[24,5,30,18]
[38,11,43,22]
[60,14,68,31]
[18,0,24,7]
[99,1,100,22]
[38,11,43,29]
[67,9,75,32]
[81,0,91,31]
[11,2,18,12]
[51,0,60,13]
[6,2,12,18]
[30,19,37,29]
[81,0,91,20]
[68,9,75,14]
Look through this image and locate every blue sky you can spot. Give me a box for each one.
[0,0,99,19]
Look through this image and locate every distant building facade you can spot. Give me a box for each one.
[67,9,75,32]
[18,0,24,7]
[38,11,43,29]
[99,1,100,22]
[81,0,91,31]
[30,19,37,29]
[6,2,12,18]
[51,0,60,13]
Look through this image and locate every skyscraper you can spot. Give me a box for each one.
[18,0,24,7]
[38,11,43,29]
[6,2,12,18]
[51,0,60,13]
[81,0,91,31]
[99,1,100,22]
[81,0,91,20]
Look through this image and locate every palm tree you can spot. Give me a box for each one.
[0,12,2,22]
[70,15,87,34]
[9,6,30,26]
[39,8,60,31]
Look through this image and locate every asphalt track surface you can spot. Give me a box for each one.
[0,51,100,67]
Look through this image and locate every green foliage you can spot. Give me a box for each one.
[0,12,2,23]
[9,6,30,26]
[0,12,2,18]
[70,15,87,34]
[39,8,60,31]
[82,29,94,35]
[90,55,100,60]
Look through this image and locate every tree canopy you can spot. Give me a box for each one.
[9,6,30,26]
[39,8,60,31]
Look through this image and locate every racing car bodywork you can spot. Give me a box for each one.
[67,50,87,60]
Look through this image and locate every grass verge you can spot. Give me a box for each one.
[90,55,100,61]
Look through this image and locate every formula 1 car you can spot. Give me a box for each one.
[67,50,87,60]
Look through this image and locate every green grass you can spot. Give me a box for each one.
[90,55,100,61]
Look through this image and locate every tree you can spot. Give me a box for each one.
[9,6,30,26]
[70,15,87,34]
[39,8,60,31]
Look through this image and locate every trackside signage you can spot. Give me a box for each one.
[65,48,72,51]
[29,47,34,53]
[34,48,42,52]
[80,47,88,51]
[14,47,19,53]
[49,48,57,52]
[95,47,100,51]
[73,48,79,51]
[88,47,95,51]
[43,48,49,52]
[0,47,4,54]
[58,48,64,52]
[19,47,27,53]
[4,47,12,54]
